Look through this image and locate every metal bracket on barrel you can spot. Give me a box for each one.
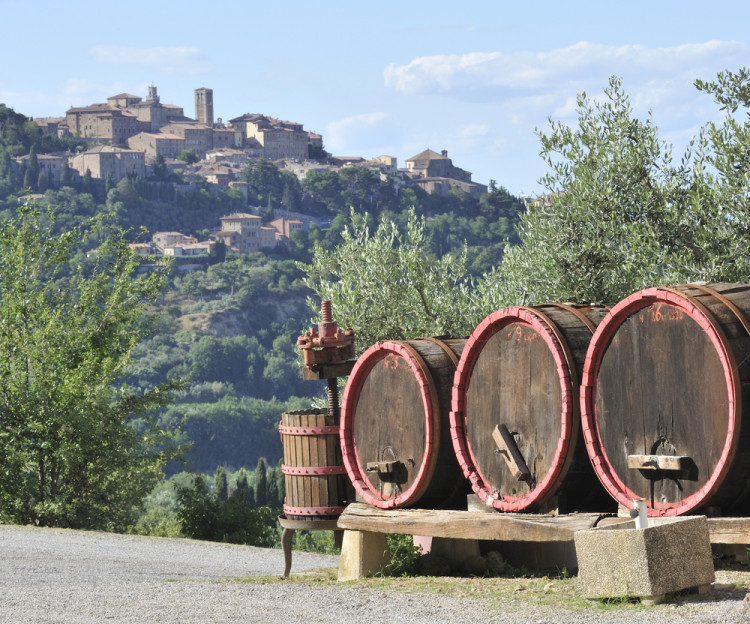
[493,424,531,481]
[366,460,400,474]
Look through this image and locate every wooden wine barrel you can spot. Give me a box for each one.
[340,338,468,509]
[450,304,614,513]
[581,283,750,516]
[280,409,348,520]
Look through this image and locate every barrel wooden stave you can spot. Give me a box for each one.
[281,409,347,520]
[341,338,468,509]
[452,304,614,513]
[582,283,750,516]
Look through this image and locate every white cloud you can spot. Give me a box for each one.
[326,112,390,152]
[460,123,490,139]
[62,78,137,100]
[89,45,212,74]
[384,40,749,98]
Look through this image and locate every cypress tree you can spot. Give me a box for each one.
[213,466,228,502]
[254,458,268,508]
[26,145,39,191]
[233,468,255,508]
[81,169,94,195]
[37,170,48,193]
[59,160,73,188]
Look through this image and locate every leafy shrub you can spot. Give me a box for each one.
[385,533,421,576]
[176,475,277,547]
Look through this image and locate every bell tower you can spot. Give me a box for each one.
[195,87,214,126]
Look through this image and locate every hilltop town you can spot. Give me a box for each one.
[17,86,488,256]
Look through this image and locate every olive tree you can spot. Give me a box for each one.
[301,208,478,351]
[479,71,750,309]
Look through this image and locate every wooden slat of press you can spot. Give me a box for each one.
[291,411,303,511]
[308,410,321,511]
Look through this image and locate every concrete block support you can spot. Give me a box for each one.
[338,530,390,581]
[575,516,715,603]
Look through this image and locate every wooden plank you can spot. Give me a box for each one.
[706,517,750,544]
[336,503,618,542]
[492,424,531,481]
[627,454,691,471]
[337,504,750,545]
[302,361,356,380]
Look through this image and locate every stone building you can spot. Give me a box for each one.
[405,149,487,199]
[14,153,67,185]
[268,217,303,242]
[211,127,238,150]
[152,232,198,253]
[163,241,212,256]
[34,117,69,138]
[69,145,145,181]
[120,86,187,132]
[66,86,186,146]
[228,114,312,160]
[260,225,279,248]
[160,122,214,156]
[65,104,140,145]
[215,212,262,253]
[127,132,185,161]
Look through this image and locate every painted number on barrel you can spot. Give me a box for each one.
[384,354,407,370]
[505,325,541,342]
[638,303,684,324]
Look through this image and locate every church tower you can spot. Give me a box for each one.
[195,87,214,126]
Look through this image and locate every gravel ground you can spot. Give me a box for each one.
[2,524,750,623]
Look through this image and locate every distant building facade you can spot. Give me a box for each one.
[66,86,186,146]
[216,213,262,253]
[152,231,198,253]
[69,145,145,181]
[128,132,185,160]
[66,104,139,145]
[268,217,303,241]
[404,149,487,198]
[228,114,312,160]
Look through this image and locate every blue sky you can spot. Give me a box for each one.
[1,1,748,196]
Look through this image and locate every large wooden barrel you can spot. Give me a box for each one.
[340,338,468,509]
[581,283,750,516]
[450,304,614,513]
[280,409,348,520]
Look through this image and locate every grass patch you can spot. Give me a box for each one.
[233,568,659,614]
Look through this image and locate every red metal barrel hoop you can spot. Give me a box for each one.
[340,338,466,509]
[451,304,609,512]
[580,284,743,516]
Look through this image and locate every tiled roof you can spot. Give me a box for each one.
[406,149,446,162]
[221,212,261,220]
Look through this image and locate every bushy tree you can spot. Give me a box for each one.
[0,205,181,529]
[177,149,200,164]
[176,474,276,546]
